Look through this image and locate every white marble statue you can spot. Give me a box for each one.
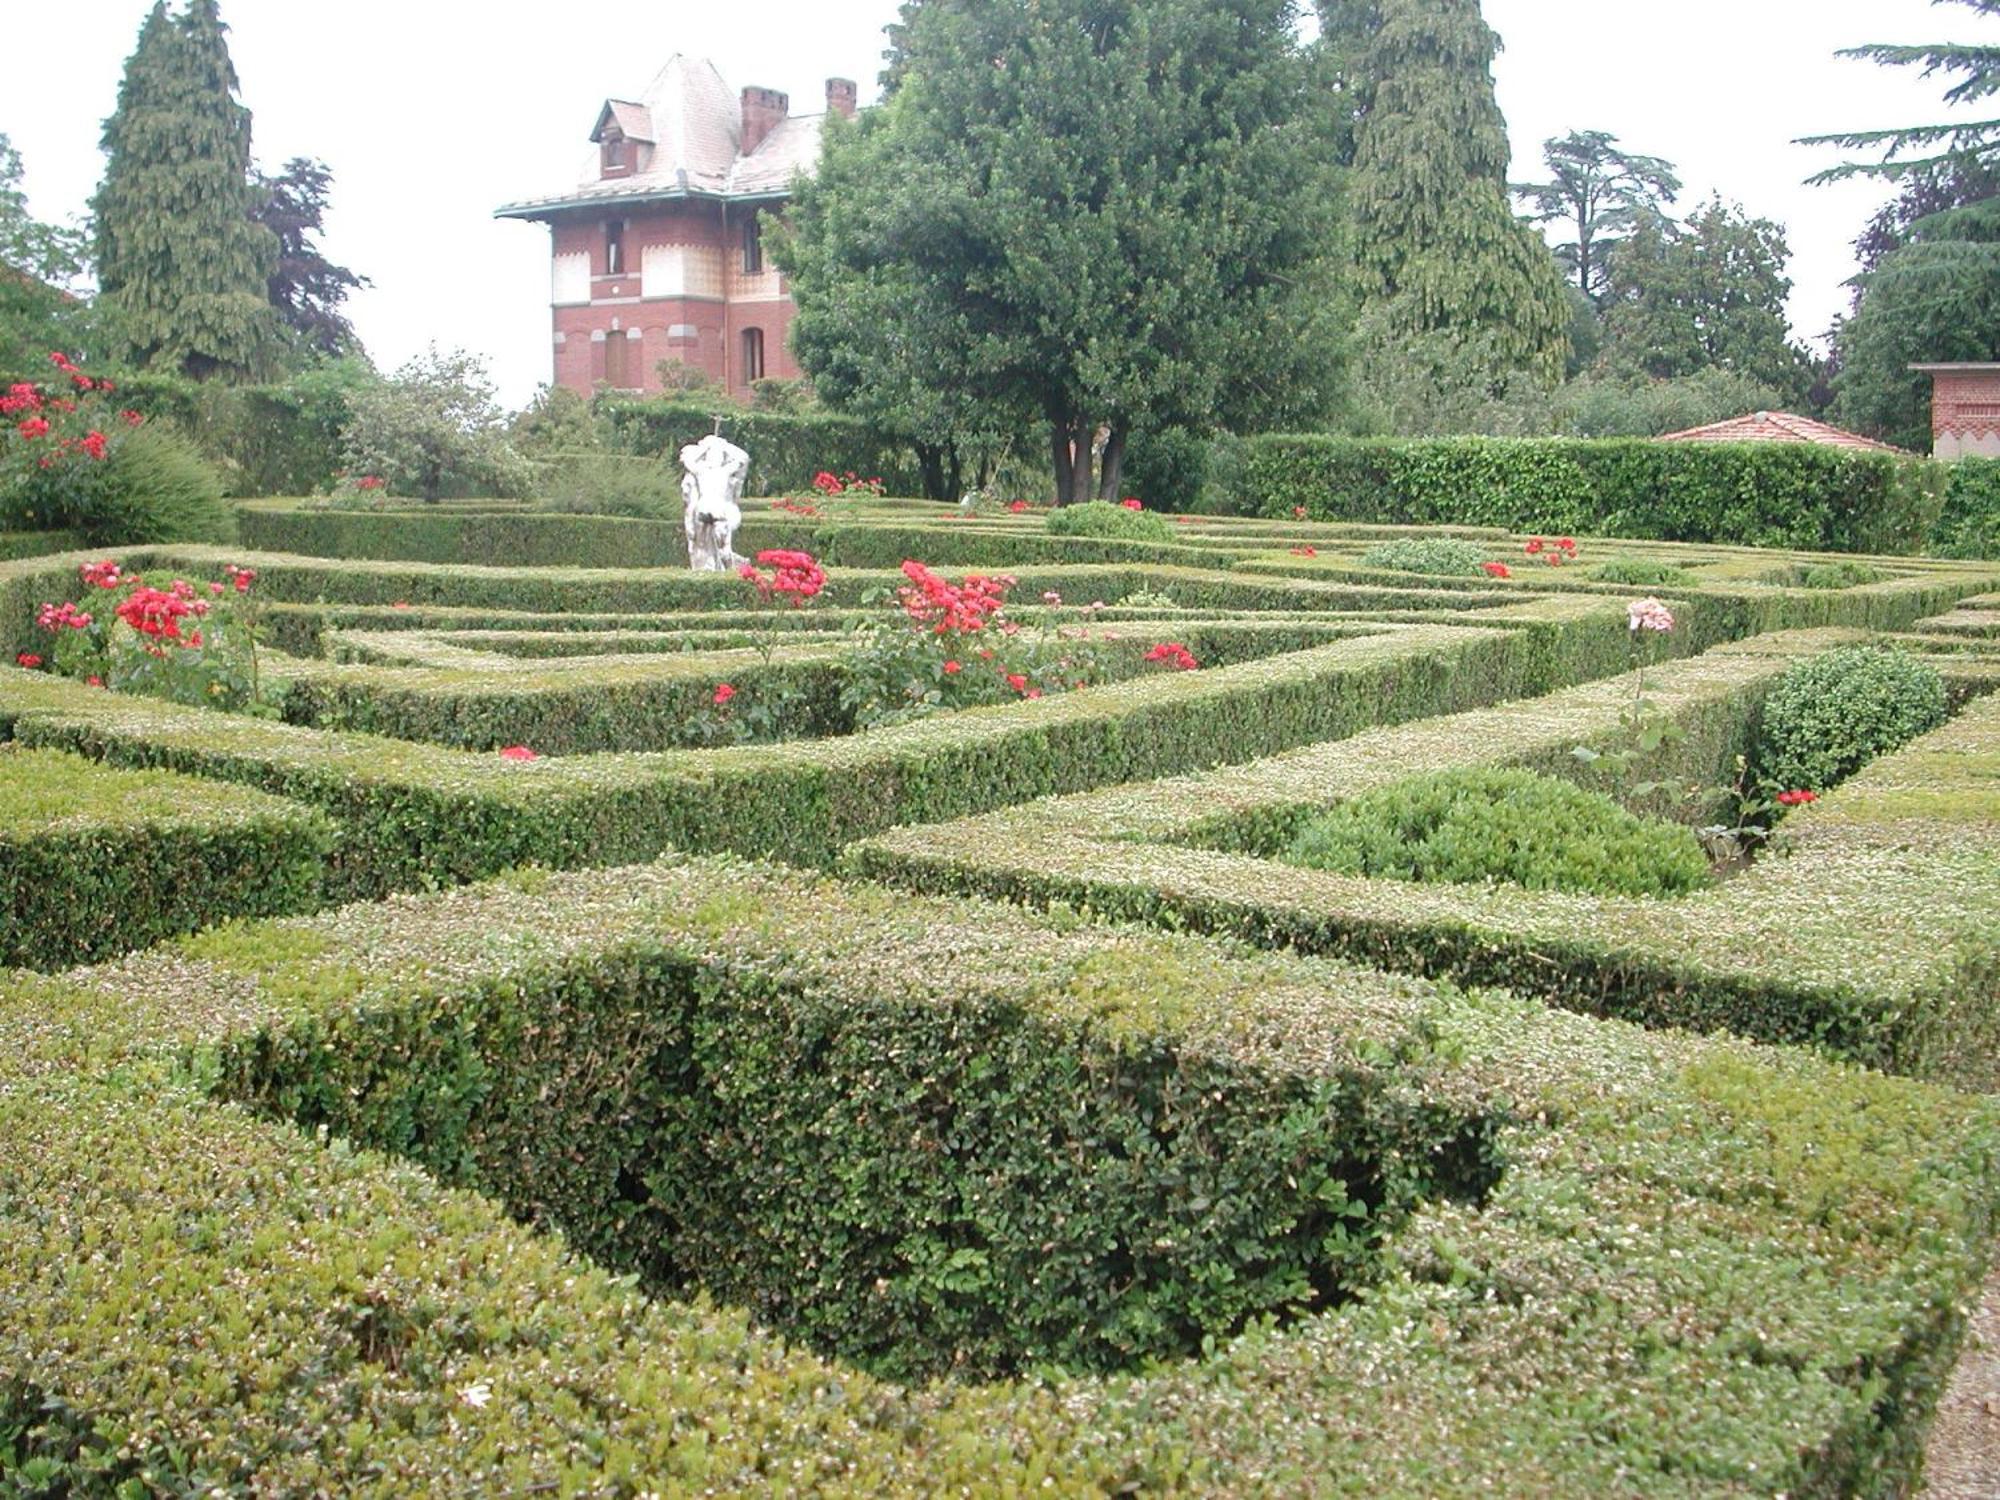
[679,435,751,572]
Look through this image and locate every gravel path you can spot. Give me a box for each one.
[1921,1261,2000,1499]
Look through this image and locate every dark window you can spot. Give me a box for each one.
[741,327,765,383]
[604,136,627,170]
[606,221,625,277]
[605,331,630,388]
[742,213,763,274]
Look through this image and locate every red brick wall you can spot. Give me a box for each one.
[543,200,800,399]
[1932,369,2000,458]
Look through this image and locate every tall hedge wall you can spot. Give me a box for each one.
[1239,435,1950,555]
[597,398,924,497]
[1936,457,2000,559]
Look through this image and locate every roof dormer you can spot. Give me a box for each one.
[591,100,655,179]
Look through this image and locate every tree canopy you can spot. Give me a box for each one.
[1514,130,1680,305]
[1327,0,1573,388]
[1597,198,1812,402]
[252,157,368,359]
[91,0,282,381]
[0,134,93,368]
[776,0,1346,503]
[1800,0,2000,182]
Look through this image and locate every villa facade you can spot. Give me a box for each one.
[497,57,853,399]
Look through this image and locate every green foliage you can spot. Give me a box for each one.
[1800,560,1886,589]
[339,345,530,501]
[0,134,94,370]
[598,397,920,497]
[86,421,235,545]
[1044,500,1172,543]
[1597,200,1812,401]
[0,746,330,967]
[1556,367,1795,438]
[1242,433,1949,553]
[1280,767,1712,898]
[1799,0,2000,181]
[1335,0,1572,390]
[1357,537,1489,577]
[1589,558,1697,587]
[1513,130,1681,305]
[789,0,1348,503]
[533,452,683,519]
[1934,457,2000,557]
[1759,645,1948,791]
[91,0,283,381]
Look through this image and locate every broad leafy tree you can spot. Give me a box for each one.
[1597,198,1812,402]
[0,134,93,368]
[1514,131,1681,305]
[252,157,368,359]
[92,0,281,380]
[778,0,1346,504]
[1324,0,1572,390]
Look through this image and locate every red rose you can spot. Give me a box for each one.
[498,745,539,761]
[943,660,962,674]
[713,683,737,706]
[15,653,42,669]
[1120,498,1143,510]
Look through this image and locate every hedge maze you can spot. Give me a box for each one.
[4,498,2000,1495]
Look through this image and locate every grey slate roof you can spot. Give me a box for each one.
[498,54,824,220]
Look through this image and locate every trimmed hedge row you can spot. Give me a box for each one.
[0,745,333,969]
[598,398,925,496]
[0,530,84,563]
[1240,435,1949,555]
[235,503,693,569]
[853,638,2000,1088]
[3,856,1996,1493]
[0,605,1675,899]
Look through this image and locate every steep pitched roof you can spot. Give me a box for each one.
[497,55,823,220]
[1655,411,1908,454]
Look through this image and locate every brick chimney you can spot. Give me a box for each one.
[826,78,858,120]
[740,86,789,155]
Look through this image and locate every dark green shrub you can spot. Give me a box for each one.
[1121,427,1210,510]
[1242,435,1948,554]
[1932,458,2000,559]
[533,451,682,518]
[1357,537,1488,577]
[1044,500,1172,543]
[1590,558,1697,587]
[1280,767,1712,898]
[1759,646,1948,791]
[86,422,236,544]
[1800,560,1885,589]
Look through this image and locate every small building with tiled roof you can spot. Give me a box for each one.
[497,57,857,399]
[1911,364,2000,458]
[1654,410,1909,454]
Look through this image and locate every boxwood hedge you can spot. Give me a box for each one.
[0,745,333,968]
[2,857,1995,1494]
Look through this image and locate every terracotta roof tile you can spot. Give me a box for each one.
[1655,411,1908,454]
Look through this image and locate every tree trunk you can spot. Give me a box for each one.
[1051,420,1082,505]
[1095,425,1127,503]
[914,442,948,502]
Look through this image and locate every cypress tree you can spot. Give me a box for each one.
[92,0,279,380]
[1332,0,1571,384]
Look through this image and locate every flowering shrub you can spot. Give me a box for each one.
[841,560,1114,728]
[810,469,886,498]
[1144,642,1199,672]
[740,549,827,607]
[1627,597,1675,634]
[1480,561,1511,579]
[1525,536,1579,566]
[1,354,120,529]
[31,557,271,713]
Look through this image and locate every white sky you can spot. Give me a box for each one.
[4,0,1993,406]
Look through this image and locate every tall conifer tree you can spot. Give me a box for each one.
[1328,0,1571,385]
[92,0,279,380]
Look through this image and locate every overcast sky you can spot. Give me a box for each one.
[6,0,1993,406]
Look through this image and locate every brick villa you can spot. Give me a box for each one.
[497,57,853,399]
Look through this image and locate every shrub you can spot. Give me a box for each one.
[597,397,921,497]
[1357,537,1489,577]
[1759,646,1948,792]
[1044,500,1172,543]
[1800,560,1885,589]
[533,451,682,518]
[1243,435,1947,554]
[339,345,532,501]
[1590,558,1697,587]
[85,422,236,544]
[1932,457,2000,558]
[1278,767,1713,899]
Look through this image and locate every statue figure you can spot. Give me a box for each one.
[679,434,751,571]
